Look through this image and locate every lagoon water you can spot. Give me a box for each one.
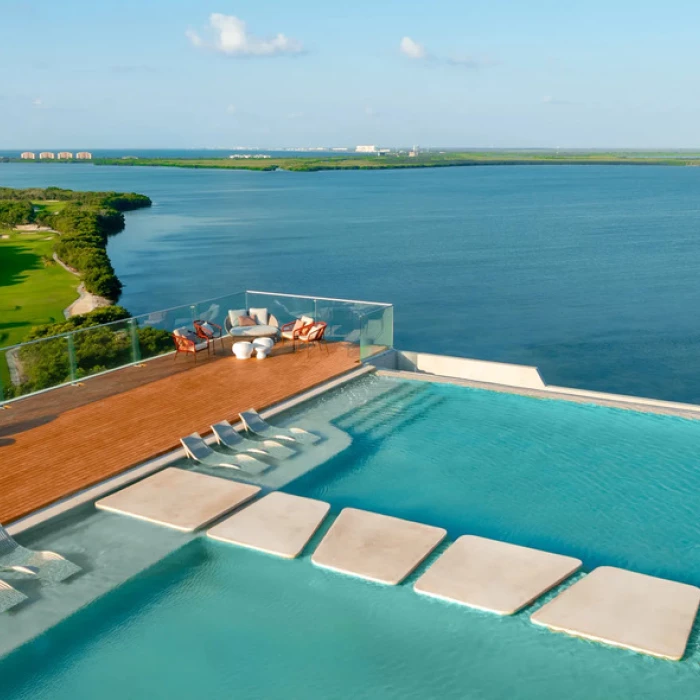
[2,162,700,402]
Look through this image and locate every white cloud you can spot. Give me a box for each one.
[400,36,427,60]
[187,14,304,57]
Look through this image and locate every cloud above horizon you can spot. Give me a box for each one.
[187,14,304,57]
[400,37,492,71]
[399,37,427,60]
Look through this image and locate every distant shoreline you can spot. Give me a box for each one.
[95,153,700,172]
[5,152,700,172]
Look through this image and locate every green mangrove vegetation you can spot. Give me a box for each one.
[0,187,151,300]
[91,151,700,172]
[0,187,156,399]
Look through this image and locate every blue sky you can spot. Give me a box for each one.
[2,0,700,148]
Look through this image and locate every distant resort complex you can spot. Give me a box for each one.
[19,151,92,160]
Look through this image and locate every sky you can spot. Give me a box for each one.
[2,0,700,149]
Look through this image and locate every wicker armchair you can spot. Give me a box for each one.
[194,319,224,353]
[172,328,209,362]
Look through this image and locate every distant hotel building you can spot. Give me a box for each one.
[20,152,36,160]
[58,151,73,160]
[76,152,92,160]
[355,145,378,153]
[39,152,55,160]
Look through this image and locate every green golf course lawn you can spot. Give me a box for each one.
[0,230,78,350]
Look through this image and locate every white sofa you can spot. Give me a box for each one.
[224,307,280,338]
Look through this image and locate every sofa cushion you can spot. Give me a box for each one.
[228,309,246,328]
[249,307,269,325]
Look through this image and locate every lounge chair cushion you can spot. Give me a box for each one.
[228,309,246,328]
[293,318,304,332]
[200,322,216,337]
[239,315,257,327]
[301,315,314,328]
[174,327,199,343]
[249,307,269,325]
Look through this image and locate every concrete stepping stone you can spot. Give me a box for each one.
[311,507,446,585]
[531,566,700,660]
[96,467,260,532]
[414,535,581,614]
[207,492,330,558]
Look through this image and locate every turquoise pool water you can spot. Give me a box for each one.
[3,378,700,698]
[288,377,700,587]
[2,539,699,699]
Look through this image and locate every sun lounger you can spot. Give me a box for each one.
[211,421,296,460]
[0,579,27,613]
[180,433,269,476]
[239,409,321,445]
[0,526,81,584]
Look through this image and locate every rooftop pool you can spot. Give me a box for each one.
[2,375,700,698]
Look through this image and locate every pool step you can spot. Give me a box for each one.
[340,386,429,434]
[365,394,446,441]
[335,385,426,431]
[335,383,427,430]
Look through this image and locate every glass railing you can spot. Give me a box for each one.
[0,290,393,404]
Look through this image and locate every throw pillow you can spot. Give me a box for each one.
[249,307,269,325]
[228,309,246,328]
[239,315,257,327]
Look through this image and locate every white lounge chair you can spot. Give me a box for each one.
[211,421,296,460]
[0,526,81,584]
[0,579,27,613]
[239,409,321,445]
[180,433,269,476]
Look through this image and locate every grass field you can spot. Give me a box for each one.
[0,229,78,350]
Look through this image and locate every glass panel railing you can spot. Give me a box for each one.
[193,291,247,333]
[360,305,394,360]
[0,335,74,399]
[0,290,393,405]
[71,320,136,379]
[244,292,315,329]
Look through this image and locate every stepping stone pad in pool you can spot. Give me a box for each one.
[414,535,582,614]
[96,468,260,532]
[207,492,330,558]
[311,507,446,585]
[531,566,700,660]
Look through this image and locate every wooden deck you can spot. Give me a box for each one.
[0,341,360,524]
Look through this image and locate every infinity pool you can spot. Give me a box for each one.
[3,376,700,698]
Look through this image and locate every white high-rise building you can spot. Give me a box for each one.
[355,145,378,153]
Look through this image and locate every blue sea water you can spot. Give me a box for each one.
[2,162,700,402]
[3,380,700,698]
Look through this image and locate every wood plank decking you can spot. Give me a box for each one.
[0,342,360,524]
